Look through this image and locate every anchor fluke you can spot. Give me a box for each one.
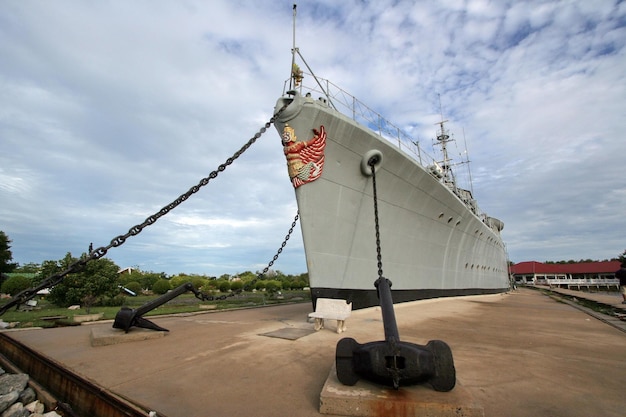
[336,337,456,391]
[112,282,201,333]
[112,307,170,332]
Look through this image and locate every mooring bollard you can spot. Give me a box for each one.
[335,277,456,391]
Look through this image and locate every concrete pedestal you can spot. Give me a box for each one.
[90,327,166,347]
[320,364,484,417]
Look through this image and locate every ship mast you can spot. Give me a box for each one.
[290,4,298,90]
[435,94,454,188]
[287,4,336,110]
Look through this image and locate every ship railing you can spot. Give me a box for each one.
[282,74,488,220]
[283,74,439,169]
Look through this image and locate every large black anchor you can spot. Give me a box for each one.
[335,153,456,391]
[335,277,456,391]
[113,282,211,332]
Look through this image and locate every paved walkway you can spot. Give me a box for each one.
[4,288,626,417]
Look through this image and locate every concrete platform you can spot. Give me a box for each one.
[320,364,483,417]
[3,288,626,417]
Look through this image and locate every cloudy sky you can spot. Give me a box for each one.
[1,0,625,277]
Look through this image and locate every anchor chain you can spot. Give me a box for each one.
[204,210,299,299]
[369,156,402,387]
[369,157,385,281]
[246,211,299,290]
[0,105,288,314]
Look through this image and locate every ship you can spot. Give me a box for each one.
[273,28,509,310]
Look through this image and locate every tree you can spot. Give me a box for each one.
[0,231,18,274]
[14,262,40,274]
[47,253,120,308]
[297,272,309,287]
[118,270,166,291]
[140,272,166,291]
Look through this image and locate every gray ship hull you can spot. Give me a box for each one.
[275,93,509,309]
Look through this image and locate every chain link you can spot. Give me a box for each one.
[0,105,288,314]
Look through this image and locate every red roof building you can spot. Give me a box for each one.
[510,261,621,290]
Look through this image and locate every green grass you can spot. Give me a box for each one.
[0,291,311,329]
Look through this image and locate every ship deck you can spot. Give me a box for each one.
[3,287,626,417]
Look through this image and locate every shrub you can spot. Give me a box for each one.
[124,281,142,295]
[169,275,190,288]
[218,281,231,293]
[265,280,282,295]
[203,280,218,291]
[191,277,208,290]
[230,281,243,292]
[152,279,171,295]
[101,294,126,307]
[1,275,31,296]
[292,280,305,290]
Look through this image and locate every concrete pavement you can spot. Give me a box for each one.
[4,288,626,417]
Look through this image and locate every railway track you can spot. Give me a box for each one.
[0,332,165,417]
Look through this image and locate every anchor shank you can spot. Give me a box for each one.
[113,282,197,332]
[134,282,194,317]
[375,277,400,342]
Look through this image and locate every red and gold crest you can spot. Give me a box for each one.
[282,124,327,188]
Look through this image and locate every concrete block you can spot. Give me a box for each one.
[90,326,166,347]
[320,364,484,417]
[73,313,104,323]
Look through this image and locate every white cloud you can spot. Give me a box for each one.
[1,0,625,277]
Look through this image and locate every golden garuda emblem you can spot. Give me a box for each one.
[282,124,327,188]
